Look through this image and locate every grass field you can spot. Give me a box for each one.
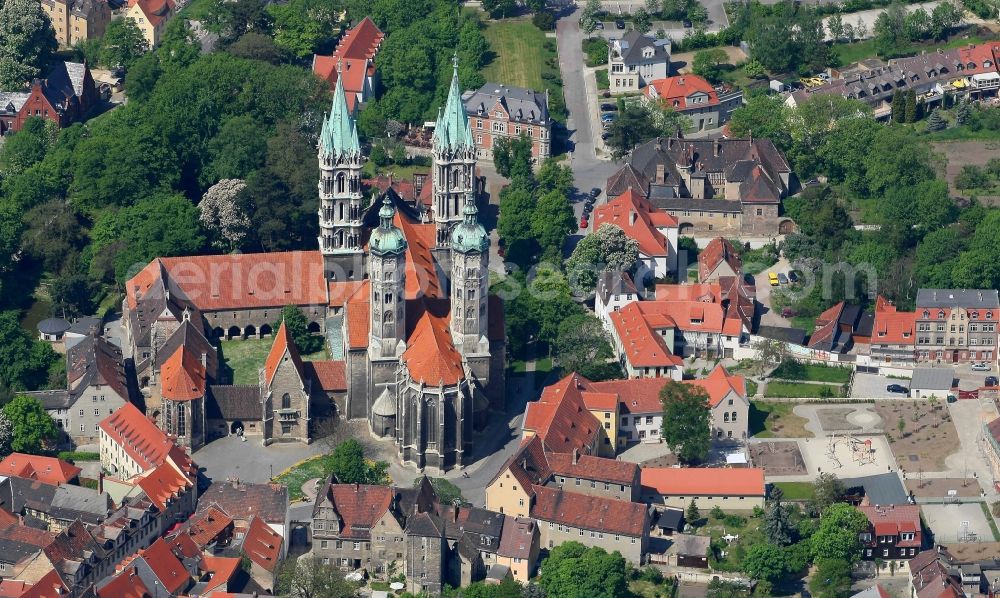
[219,338,327,385]
[772,481,815,501]
[749,401,811,438]
[833,34,990,67]
[274,454,336,501]
[764,381,843,398]
[481,19,565,120]
[772,361,852,384]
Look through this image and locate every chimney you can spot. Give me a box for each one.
[679,77,685,85]
[655,164,665,184]
[572,448,579,465]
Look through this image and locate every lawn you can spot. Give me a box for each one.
[763,381,843,398]
[833,34,990,67]
[596,68,609,90]
[362,162,430,180]
[274,454,337,501]
[749,401,811,438]
[772,481,815,501]
[481,19,565,120]
[218,338,327,385]
[772,361,852,384]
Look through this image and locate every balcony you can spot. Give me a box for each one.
[277,409,300,422]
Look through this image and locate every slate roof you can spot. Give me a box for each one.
[22,390,73,410]
[66,335,132,402]
[655,507,684,530]
[613,31,669,65]
[0,92,30,115]
[916,288,1000,309]
[756,325,807,345]
[596,271,638,305]
[672,532,710,556]
[154,320,219,380]
[207,385,262,421]
[841,473,908,506]
[910,368,956,391]
[37,318,70,336]
[464,82,549,124]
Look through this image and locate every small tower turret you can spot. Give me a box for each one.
[368,196,407,359]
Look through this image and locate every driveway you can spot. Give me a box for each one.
[751,256,794,328]
[944,399,998,495]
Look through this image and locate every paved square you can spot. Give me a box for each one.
[797,435,898,477]
[922,504,995,544]
[852,373,907,399]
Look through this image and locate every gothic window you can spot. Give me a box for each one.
[177,404,186,437]
[466,307,475,320]
[282,393,291,409]
[385,270,393,282]
[336,174,346,194]
[384,292,392,305]
[467,289,475,300]
[383,311,394,337]
[339,203,344,220]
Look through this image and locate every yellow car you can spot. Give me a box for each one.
[768,272,780,286]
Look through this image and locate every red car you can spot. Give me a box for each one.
[579,217,589,229]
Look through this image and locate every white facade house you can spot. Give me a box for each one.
[595,272,641,334]
[608,31,671,95]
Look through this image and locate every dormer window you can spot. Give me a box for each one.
[938,310,945,318]
[923,310,929,318]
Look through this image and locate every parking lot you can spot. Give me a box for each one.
[851,373,912,399]
[921,503,996,544]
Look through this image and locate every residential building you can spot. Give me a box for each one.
[668,533,710,568]
[914,288,999,364]
[0,62,98,135]
[607,301,684,379]
[241,516,283,592]
[495,517,539,582]
[195,479,290,557]
[697,237,742,283]
[908,549,964,598]
[0,454,80,486]
[606,136,795,236]
[639,467,766,510]
[808,302,873,355]
[312,17,384,111]
[594,271,640,334]
[608,31,670,95]
[592,189,679,280]
[26,335,136,445]
[521,376,603,456]
[870,296,917,366]
[642,75,743,131]
[124,0,175,48]
[122,61,506,470]
[0,476,112,532]
[98,402,196,484]
[39,0,110,47]
[464,82,551,161]
[858,504,923,560]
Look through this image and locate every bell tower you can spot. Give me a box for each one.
[368,196,408,360]
[449,192,489,356]
[318,61,364,281]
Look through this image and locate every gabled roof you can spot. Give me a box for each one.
[0,454,80,486]
[127,0,174,24]
[644,75,719,110]
[263,321,305,387]
[606,163,651,198]
[201,555,241,593]
[183,505,234,549]
[136,461,192,511]
[685,365,745,407]
[197,481,288,524]
[545,452,638,485]
[314,482,393,538]
[698,238,742,282]
[859,505,922,546]
[641,467,765,497]
[523,375,601,455]
[99,403,194,475]
[464,82,550,124]
[872,296,916,346]
[592,189,676,258]
[497,517,536,559]
[609,303,683,369]
[137,537,191,594]
[488,436,552,493]
[66,335,131,401]
[334,16,383,61]
[305,360,347,392]
[155,320,219,381]
[18,569,68,598]
[529,485,647,537]
[242,516,283,573]
[160,345,206,401]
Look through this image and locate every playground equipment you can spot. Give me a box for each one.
[826,431,877,468]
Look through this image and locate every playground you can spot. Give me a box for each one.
[796,433,897,478]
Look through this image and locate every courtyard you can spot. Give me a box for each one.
[217,337,327,385]
[922,503,998,544]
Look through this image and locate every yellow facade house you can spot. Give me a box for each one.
[125,0,175,49]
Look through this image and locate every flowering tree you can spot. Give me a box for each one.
[199,179,251,251]
[0,411,12,456]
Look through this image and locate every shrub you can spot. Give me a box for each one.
[58,451,100,462]
[582,37,609,67]
[533,11,556,31]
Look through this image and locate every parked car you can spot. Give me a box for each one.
[768,272,779,286]
[595,21,605,29]
[971,362,991,371]
[777,273,789,285]
[947,394,958,403]
[886,384,909,394]
[600,103,617,111]
[781,307,798,318]
[590,187,602,197]
[804,177,820,187]
[817,72,831,81]
[615,19,625,29]
[601,132,610,140]
[601,112,616,122]
[788,271,800,283]
[580,217,589,229]
[987,376,999,387]
[682,18,692,27]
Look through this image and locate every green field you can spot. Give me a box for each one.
[763,381,843,398]
[772,361,852,384]
[833,35,990,68]
[749,401,810,438]
[481,19,565,120]
[218,338,327,385]
[772,481,815,501]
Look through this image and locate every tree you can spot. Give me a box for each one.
[742,543,786,583]
[904,89,918,123]
[538,542,627,598]
[954,100,971,125]
[482,0,516,18]
[692,47,729,83]
[742,58,766,79]
[605,104,663,159]
[728,95,791,152]
[50,273,98,319]
[811,503,869,563]
[21,200,88,274]
[329,439,389,485]
[808,557,852,598]
[273,305,325,354]
[0,116,57,179]
[659,381,711,464]
[203,115,269,184]
[565,224,639,293]
[553,313,622,381]
[854,16,868,40]
[497,187,537,263]
[763,498,795,546]
[199,179,252,251]
[904,7,931,41]
[280,555,359,598]
[891,91,905,122]
[0,411,11,456]
[420,477,464,506]
[926,108,946,132]
[687,2,708,26]
[102,18,148,71]
[3,395,59,454]
[0,312,60,395]
[581,0,602,31]
[206,0,274,45]
[750,338,786,377]
[536,160,574,197]
[0,0,57,87]
[493,135,533,179]
[633,8,652,33]
[530,190,575,261]
[267,0,341,59]
[827,13,845,41]
[872,1,906,57]
[811,472,846,514]
[687,499,701,525]
[930,1,961,40]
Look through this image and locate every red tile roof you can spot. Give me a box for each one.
[312,56,370,111]
[136,461,193,511]
[97,567,151,598]
[592,189,676,258]
[641,467,765,497]
[530,485,647,537]
[581,391,617,411]
[497,517,536,559]
[202,555,241,593]
[609,303,683,369]
[160,345,206,401]
[335,17,384,61]
[306,360,347,392]
[698,237,742,282]
[957,42,1000,76]
[263,321,305,387]
[523,374,602,455]
[128,0,174,25]
[0,454,80,485]
[873,296,916,346]
[0,580,28,597]
[139,538,191,594]
[99,403,195,476]
[346,280,371,350]
[242,516,283,573]
[655,283,721,303]
[328,280,365,308]
[325,484,394,538]
[18,570,67,598]
[643,75,719,110]
[685,365,746,408]
[545,452,638,485]
[126,252,328,314]
[488,436,553,494]
[859,505,922,547]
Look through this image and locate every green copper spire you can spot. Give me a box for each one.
[450,192,489,253]
[370,196,407,256]
[433,55,475,153]
[320,61,361,160]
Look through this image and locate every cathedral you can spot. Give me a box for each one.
[121,59,505,472]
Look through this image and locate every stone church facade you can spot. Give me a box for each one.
[121,60,505,471]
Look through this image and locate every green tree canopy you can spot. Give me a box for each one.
[0,0,57,87]
[553,313,622,381]
[659,380,711,464]
[742,543,787,582]
[808,557,853,598]
[3,395,59,454]
[728,95,791,152]
[0,312,61,395]
[538,542,628,598]
[811,503,869,563]
[565,224,640,294]
[273,305,325,354]
[329,439,389,485]
[102,17,149,71]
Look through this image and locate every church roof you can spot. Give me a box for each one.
[263,321,305,387]
[451,193,489,254]
[369,196,408,256]
[433,58,475,153]
[160,345,206,402]
[372,387,396,417]
[319,64,361,161]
